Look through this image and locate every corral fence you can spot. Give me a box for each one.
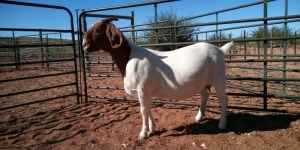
[79,0,300,111]
[0,0,299,112]
[0,1,80,110]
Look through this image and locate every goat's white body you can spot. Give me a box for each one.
[124,42,226,99]
[123,41,232,139]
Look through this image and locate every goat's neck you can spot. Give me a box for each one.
[108,36,131,76]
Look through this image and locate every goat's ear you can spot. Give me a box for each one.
[102,17,118,24]
[106,23,123,49]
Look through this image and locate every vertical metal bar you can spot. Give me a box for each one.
[130,11,136,44]
[258,41,260,60]
[16,37,20,69]
[69,10,80,104]
[46,34,50,70]
[244,30,247,60]
[282,0,288,94]
[263,0,268,110]
[60,32,63,67]
[75,8,83,103]
[271,27,273,58]
[216,13,219,46]
[12,30,18,69]
[154,3,158,46]
[79,11,88,102]
[39,29,44,66]
[295,31,297,55]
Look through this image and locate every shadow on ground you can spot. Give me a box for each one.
[169,112,300,136]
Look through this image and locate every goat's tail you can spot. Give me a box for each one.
[220,41,233,54]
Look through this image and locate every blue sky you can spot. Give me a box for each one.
[0,0,299,39]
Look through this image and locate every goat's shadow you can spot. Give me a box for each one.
[167,112,300,137]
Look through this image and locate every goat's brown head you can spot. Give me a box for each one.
[82,17,123,53]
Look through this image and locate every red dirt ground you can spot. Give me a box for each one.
[1,47,300,149]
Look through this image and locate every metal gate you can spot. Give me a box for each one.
[0,1,79,110]
[78,0,177,103]
[78,0,300,111]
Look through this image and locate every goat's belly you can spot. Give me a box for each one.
[152,85,201,100]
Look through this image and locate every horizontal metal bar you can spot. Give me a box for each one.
[227,84,262,94]
[85,14,132,20]
[0,58,74,67]
[0,1,71,11]
[138,37,300,47]
[178,18,300,37]
[0,27,72,33]
[87,86,124,90]
[0,93,77,111]
[85,61,114,64]
[119,20,169,29]
[0,43,73,48]
[81,0,179,13]
[226,58,300,63]
[227,84,300,99]
[226,65,300,72]
[227,76,300,82]
[0,71,76,83]
[266,92,300,100]
[268,81,300,86]
[0,82,76,98]
[86,74,121,77]
[17,32,65,38]
[226,54,300,57]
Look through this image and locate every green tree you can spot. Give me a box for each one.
[142,8,198,51]
[250,25,295,46]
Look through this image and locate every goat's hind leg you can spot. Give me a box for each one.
[214,81,228,130]
[195,88,209,122]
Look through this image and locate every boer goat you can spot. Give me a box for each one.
[82,17,233,139]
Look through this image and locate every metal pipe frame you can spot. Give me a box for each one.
[78,0,178,103]
[0,1,80,107]
[77,0,299,110]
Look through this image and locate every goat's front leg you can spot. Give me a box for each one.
[137,91,154,139]
[148,109,156,135]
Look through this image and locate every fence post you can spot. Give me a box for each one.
[215,12,219,46]
[271,27,273,58]
[295,31,297,54]
[263,0,268,110]
[46,34,50,70]
[60,32,64,67]
[154,3,158,47]
[282,0,288,94]
[244,30,247,60]
[39,29,44,67]
[229,33,232,60]
[130,11,135,44]
[12,30,20,69]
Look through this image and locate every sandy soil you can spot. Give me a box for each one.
[0,47,300,149]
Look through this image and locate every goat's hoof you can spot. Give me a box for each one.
[138,131,149,140]
[218,118,227,130]
[148,130,155,136]
[195,114,203,122]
